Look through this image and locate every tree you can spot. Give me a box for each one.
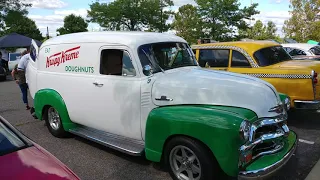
[87,0,174,32]
[266,21,277,39]
[239,20,278,40]
[4,10,43,41]
[283,0,320,42]
[172,4,203,44]
[0,0,31,33]
[195,0,259,41]
[57,14,88,35]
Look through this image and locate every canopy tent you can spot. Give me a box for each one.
[0,33,42,48]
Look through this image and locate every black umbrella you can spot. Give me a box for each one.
[0,32,42,48]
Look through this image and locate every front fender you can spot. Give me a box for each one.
[145,105,258,177]
[34,89,76,131]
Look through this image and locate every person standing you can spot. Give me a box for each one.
[11,49,31,110]
[0,48,9,73]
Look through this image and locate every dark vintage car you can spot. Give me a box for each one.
[0,115,80,180]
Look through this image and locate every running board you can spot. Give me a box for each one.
[69,126,145,156]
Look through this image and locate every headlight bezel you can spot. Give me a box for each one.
[284,96,291,111]
[239,120,251,142]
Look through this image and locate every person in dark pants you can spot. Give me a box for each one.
[11,50,30,110]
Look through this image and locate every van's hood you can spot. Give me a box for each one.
[151,67,282,118]
[268,60,320,72]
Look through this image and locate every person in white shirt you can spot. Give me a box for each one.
[12,49,31,110]
[0,48,9,72]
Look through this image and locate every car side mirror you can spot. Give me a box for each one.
[143,65,153,76]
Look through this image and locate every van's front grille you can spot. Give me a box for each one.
[239,112,289,169]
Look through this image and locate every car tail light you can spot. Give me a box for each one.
[312,70,318,85]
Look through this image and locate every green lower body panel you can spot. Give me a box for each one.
[239,131,297,179]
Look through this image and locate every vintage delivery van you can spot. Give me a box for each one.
[27,32,296,180]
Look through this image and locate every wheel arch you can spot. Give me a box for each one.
[144,105,257,177]
[34,88,76,131]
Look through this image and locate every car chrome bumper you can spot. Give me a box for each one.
[294,100,320,110]
[238,133,297,179]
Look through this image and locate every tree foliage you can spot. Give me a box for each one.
[172,4,203,45]
[0,0,30,33]
[195,0,259,41]
[4,10,43,40]
[240,20,278,40]
[283,0,320,42]
[57,14,88,35]
[87,0,174,32]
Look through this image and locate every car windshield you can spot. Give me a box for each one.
[253,46,292,66]
[310,46,320,55]
[0,121,26,156]
[138,42,198,74]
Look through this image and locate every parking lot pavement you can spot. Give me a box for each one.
[1,77,320,180]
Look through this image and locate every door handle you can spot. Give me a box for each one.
[93,82,104,87]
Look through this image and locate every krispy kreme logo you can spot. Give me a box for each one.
[46,46,80,68]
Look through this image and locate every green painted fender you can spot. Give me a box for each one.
[34,89,76,131]
[278,92,289,102]
[144,105,258,177]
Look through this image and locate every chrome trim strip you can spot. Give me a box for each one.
[239,132,297,179]
[294,100,320,104]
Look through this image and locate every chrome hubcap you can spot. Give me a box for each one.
[169,145,201,180]
[48,107,60,130]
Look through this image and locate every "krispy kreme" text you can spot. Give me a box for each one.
[46,46,80,68]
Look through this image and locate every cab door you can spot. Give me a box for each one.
[26,39,39,99]
[197,48,231,71]
[88,45,142,140]
[227,50,253,74]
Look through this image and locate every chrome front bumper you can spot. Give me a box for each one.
[238,135,297,179]
[294,100,320,110]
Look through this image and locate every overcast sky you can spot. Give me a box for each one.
[24,0,291,37]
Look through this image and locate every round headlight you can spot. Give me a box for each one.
[284,97,291,111]
[239,120,251,142]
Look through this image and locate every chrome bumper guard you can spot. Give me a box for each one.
[294,100,320,110]
[238,134,297,179]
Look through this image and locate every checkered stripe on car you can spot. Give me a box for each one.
[192,45,259,68]
[244,73,312,79]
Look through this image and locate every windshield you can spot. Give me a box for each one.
[253,46,292,66]
[310,46,320,55]
[0,121,26,156]
[138,42,198,74]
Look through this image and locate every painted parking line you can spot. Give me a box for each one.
[299,139,315,145]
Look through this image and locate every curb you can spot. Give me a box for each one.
[305,158,320,180]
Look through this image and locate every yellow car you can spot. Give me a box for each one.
[192,41,320,110]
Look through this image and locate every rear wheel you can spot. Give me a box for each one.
[44,106,67,138]
[164,136,219,180]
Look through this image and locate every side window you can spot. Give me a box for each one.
[231,50,251,67]
[29,45,37,62]
[289,48,306,56]
[198,49,229,67]
[100,49,136,77]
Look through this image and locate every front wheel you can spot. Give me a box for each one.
[44,106,67,138]
[164,137,220,180]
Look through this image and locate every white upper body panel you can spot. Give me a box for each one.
[40,31,187,51]
[281,43,317,51]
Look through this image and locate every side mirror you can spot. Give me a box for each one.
[143,65,153,76]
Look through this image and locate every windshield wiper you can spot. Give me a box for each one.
[141,49,165,74]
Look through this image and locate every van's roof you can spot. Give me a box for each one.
[41,31,187,48]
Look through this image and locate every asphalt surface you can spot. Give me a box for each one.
[1,76,320,180]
